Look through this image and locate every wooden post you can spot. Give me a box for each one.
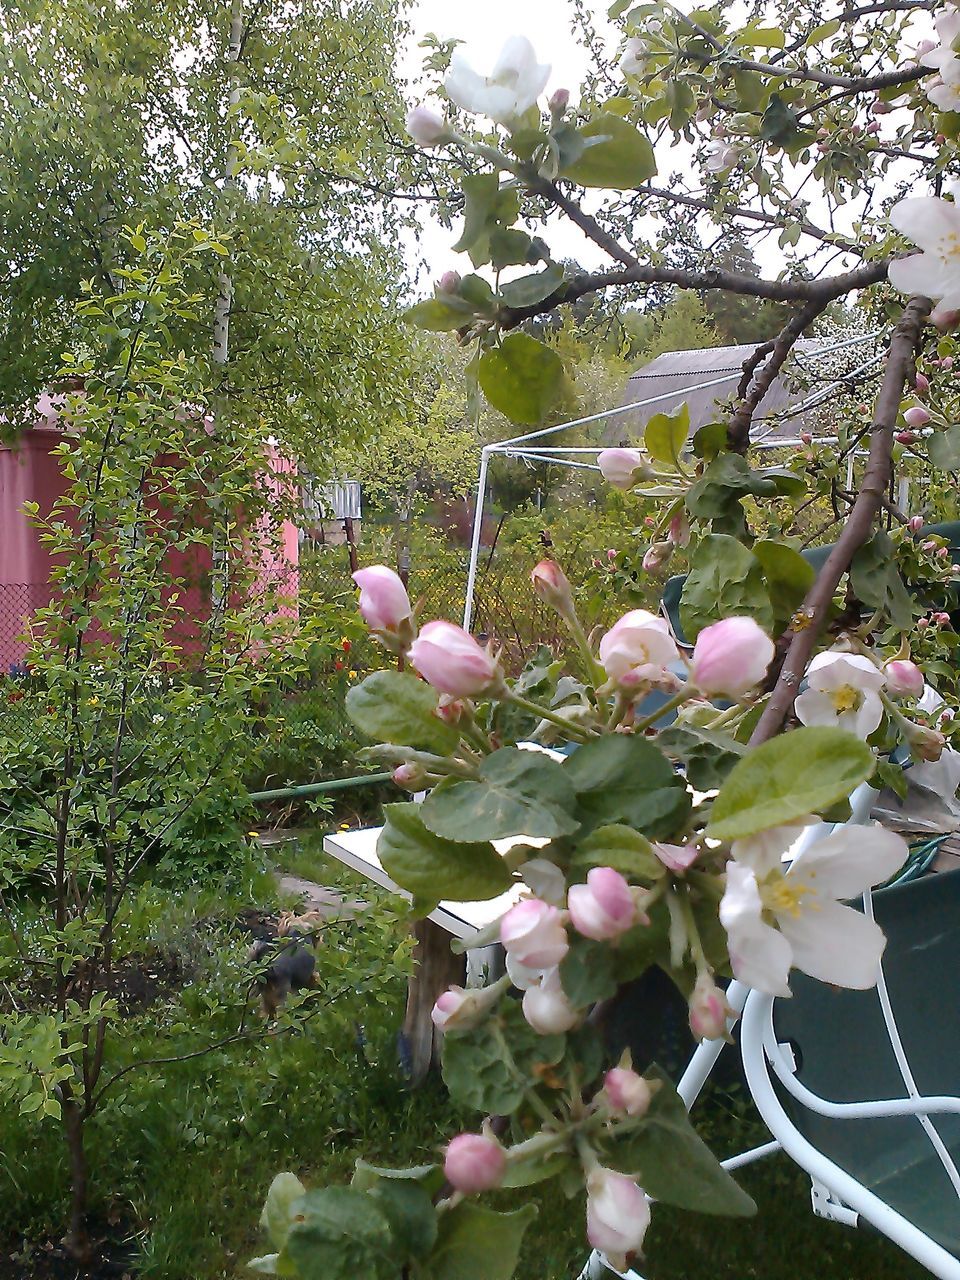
[343,517,358,574]
[402,918,465,1086]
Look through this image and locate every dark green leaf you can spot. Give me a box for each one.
[656,724,747,791]
[371,1181,437,1260]
[478,334,565,425]
[706,727,874,840]
[644,403,690,469]
[458,275,496,311]
[560,934,619,1004]
[753,540,815,631]
[489,229,533,270]
[426,1202,537,1280]
[691,422,728,460]
[928,425,960,471]
[453,174,499,256]
[563,735,691,838]
[285,1187,396,1280]
[560,113,656,188]
[851,530,913,630]
[680,535,773,640]
[569,824,662,879]
[442,1005,564,1114]
[420,748,578,841]
[346,671,460,754]
[498,265,566,309]
[405,298,472,332]
[378,804,513,905]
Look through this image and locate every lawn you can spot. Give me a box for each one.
[0,833,928,1280]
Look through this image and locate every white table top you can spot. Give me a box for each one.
[322,826,525,943]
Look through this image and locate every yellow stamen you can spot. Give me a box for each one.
[761,873,817,919]
[830,684,862,713]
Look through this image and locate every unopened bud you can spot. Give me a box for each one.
[437,270,462,294]
[904,405,931,428]
[870,98,892,115]
[393,763,425,789]
[601,1066,652,1118]
[799,431,813,444]
[548,87,570,114]
[922,539,938,553]
[642,540,673,572]
[915,372,930,394]
[907,723,946,762]
[866,121,880,135]
[688,972,734,1042]
[935,611,952,626]
[908,515,924,533]
[531,559,574,614]
[896,431,916,445]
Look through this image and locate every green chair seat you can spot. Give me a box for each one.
[772,869,960,1257]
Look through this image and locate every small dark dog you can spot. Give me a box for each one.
[247,910,324,1017]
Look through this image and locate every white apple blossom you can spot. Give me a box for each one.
[919,8,960,112]
[445,36,550,125]
[719,823,907,997]
[888,195,960,325]
[794,650,886,738]
[705,140,739,174]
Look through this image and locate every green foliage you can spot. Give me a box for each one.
[559,114,656,187]
[421,749,579,842]
[562,735,691,837]
[680,535,774,640]
[347,671,461,755]
[478,335,566,425]
[377,804,513,906]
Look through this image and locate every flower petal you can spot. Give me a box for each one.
[720,863,793,996]
[778,898,887,989]
[794,687,837,727]
[731,819,813,877]
[789,824,907,897]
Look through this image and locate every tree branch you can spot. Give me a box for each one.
[637,184,857,252]
[749,295,931,745]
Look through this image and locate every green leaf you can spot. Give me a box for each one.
[488,229,533,270]
[260,1173,307,1251]
[421,748,578,842]
[560,934,619,1004]
[442,1006,564,1114]
[285,1187,396,1280]
[352,1162,443,1196]
[560,113,656,188]
[706,727,874,840]
[405,298,473,332]
[656,724,747,791]
[458,275,496,311]
[346,671,460,754]
[644,403,689,469]
[605,1071,756,1216]
[850,531,913,630]
[478,334,564,426]
[760,95,808,152]
[453,173,499,255]
[569,824,661,879]
[685,453,778,536]
[807,18,841,43]
[378,804,513,905]
[753,540,815,631]
[564,735,691,838]
[928,425,960,470]
[498,265,566,309]
[737,24,785,49]
[691,421,727,461]
[371,1180,438,1260]
[680,535,773,641]
[426,1202,537,1280]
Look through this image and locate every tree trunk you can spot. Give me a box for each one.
[402,919,465,1087]
[62,1096,92,1264]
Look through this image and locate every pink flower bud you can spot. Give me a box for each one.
[653,841,700,875]
[393,763,425,789]
[922,539,938,554]
[567,867,637,941]
[405,104,447,147]
[866,120,880,134]
[436,695,465,723]
[607,548,617,560]
[908,515,924,533]
[444,1133,506,1194]
[353,566,413,633]
[431,982,505,1032]
[870,98,892,115]
[918,617,930,631]
[939,546,950,558]
[602,1067,652,1118]
[597,448,650,490]
[884,659,924,699]
[522,966,581,1034]
[817,127,830,139]
[437,270,462,294]
[409,621,500,697]
[531,559,574,613]
[907,723,946,762]
[816,141,829,154]
[642,540,672,572]
[688,972,733,1042]
[618,664,682,697]
[916,38,937,57]
[935,610,952,625]
[904,405,931,428]
[799,431,813,444]
[915,372,930,394]
[941,707,956,725]
[896,431,915,445]
[942,356,955,369]
[501,898,569,969]
[585,1167,650,1269]
[668,511,690,547]
[599,609,679,682]
[548,87,570,113]
[690,616,775,698]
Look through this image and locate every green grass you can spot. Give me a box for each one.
[0,835,933,1280]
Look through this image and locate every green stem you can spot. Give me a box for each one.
[675,886,710,976]
[632,687,692,734]
[560,607,605,688]
[505,690,595,743]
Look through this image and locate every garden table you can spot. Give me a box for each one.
[323,826,524,1084]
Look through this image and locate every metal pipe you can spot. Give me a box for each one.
[248,772,392,803]
[463,446,491,632]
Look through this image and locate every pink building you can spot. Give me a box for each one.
[0,399,299,670]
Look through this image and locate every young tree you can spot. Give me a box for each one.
[248,8,960,1278]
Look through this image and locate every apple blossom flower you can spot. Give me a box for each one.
[405,105,447,147]
[601,1067,652,1118]
[888,195,960,325]
[794,650,886,738]
[599,609,679,682]
[719,823,908,996]
[906,722,946,761]
[445,36,550,124]
[393,763,425,789]
[353,565,412,632]
[904,405,931,428]
[597,447,651,490]
[431,979,508,1032]
[705,140,739,174]
[522,966,581,1034]
[501,898,569,969]
[618,663,683,697]
[690,617,775,699]
[884,658,924,699]
[915,371,931,394]
[585,1166,651,1271]
[409,621,501,697]
[444,1132,507,1194]
[567,867,637,941]
[531,559,574,614]
[919,7,960,111]
[688,972,735,1041]
[505,950,543,990]
[668,511,690,547]
[652,841,700,875]
[548,87,570,114]
[620,36,645,77]
[935,610,953,626]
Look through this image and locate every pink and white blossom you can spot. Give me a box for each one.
[719,824,907,996]
[601,1066,652,1118]
[352,566,412,633]
[431,980,506,1032]
[889,195,960,325]
[598,609,679,682]
[522,966,581,1034]
[794,650,885,738]
[567,867,637,941]
[597,447,650,490]
[444,1133,507,1194]
[653,841,700,875]
[409,621,500,697]
[501,898,569,969]
[585,1166,650,1270]
[688,972,734,1042]
[445,36,550,124]
[690,617,775,699]
[884,658,924,699]
[405,105,447,147]
[919,8,960,112]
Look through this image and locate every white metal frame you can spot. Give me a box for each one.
[577,782,960,1280]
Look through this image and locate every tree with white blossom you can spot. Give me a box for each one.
[248,6,960,1278]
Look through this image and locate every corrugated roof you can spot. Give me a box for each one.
[610,339,828,447]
